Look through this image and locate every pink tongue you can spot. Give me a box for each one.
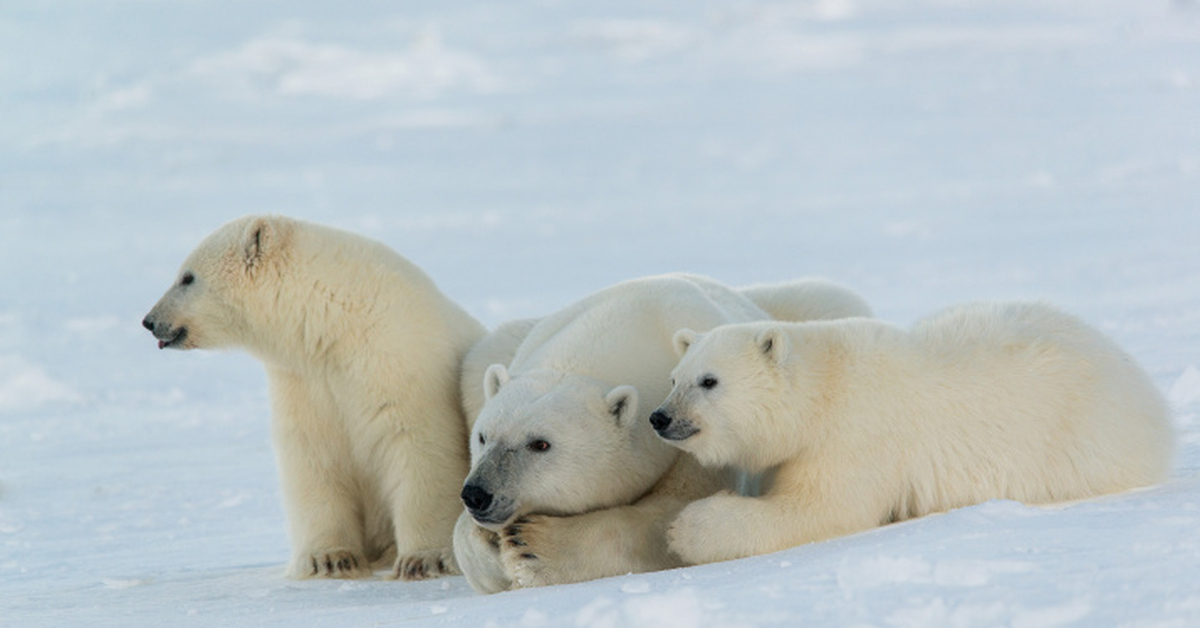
[158,340,168,349]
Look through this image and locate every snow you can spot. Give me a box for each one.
[2,0,1198,626]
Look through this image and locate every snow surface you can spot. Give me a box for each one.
[2,0,1199,626]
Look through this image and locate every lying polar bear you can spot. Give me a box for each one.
[454,273,873,591]
[653,301,1175,565]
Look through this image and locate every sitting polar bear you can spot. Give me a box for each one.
[454,274,873,592]
[143,215,484,580]
[652,301,1176,565]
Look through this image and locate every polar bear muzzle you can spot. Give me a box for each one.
[142,314,189,350]
[461,481,516,528]
[649,408,699,441]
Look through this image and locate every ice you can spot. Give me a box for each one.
[0,354,82,413]
[1170,366,1200,410]
[2,0,1198,626]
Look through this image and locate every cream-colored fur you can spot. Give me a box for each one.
[654,302,1176,565]
[143,215,484,580]
[460,318,540,434]
[454,274,872,592]
[738,278,874,322]
[454,316,540,593]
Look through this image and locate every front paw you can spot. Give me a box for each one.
[454,511,512,593]
[499,515,559,589]
[291,548,371,579]
[667,493,736,566]
[391,547,460,581]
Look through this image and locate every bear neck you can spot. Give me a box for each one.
[772,320,919,466]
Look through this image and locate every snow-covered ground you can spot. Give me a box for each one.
[2,1,1199,626]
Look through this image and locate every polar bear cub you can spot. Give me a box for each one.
[143,215,484,579]
[652,301,1175,565]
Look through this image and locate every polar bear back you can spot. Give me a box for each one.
[511,273,768,399]
[810,302,1176,517]
[901,302,1174,503]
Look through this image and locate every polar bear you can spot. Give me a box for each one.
[737,278,873,325]
[453,274,873,592]
[142,215,484,580]
[652,301,1176,565]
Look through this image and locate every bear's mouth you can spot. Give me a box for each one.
[655,420,700,442]
[158,327,188,350]
[469,512,511,531]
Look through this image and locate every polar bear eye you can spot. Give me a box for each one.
[528,439,551,453]
[180,272,195,287]
[700,376,719,390]
[477,433,486,446]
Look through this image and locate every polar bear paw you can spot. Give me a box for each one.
[293,548,371,579]
[499,515,564,589]
[390,547,460,581]
[667,492,741,566]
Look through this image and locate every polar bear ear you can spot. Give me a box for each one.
[484,363,510,401]
[605,385,639,427]
[672,329,700,357]
[241,217,272,270]
[755,326,790,365]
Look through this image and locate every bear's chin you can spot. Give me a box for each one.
[654,421,700,443]
[157,326,189,350]
[468,508,518,531]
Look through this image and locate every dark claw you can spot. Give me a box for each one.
[520,553,537,560]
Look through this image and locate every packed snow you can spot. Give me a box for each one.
[2,0,1198,626]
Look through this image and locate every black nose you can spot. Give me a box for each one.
[649,410,673,432]
[142,317,155,331]
[461,484,493,513]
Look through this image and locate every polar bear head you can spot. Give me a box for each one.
[460,365,677,530]
[650,323,800,473]
[142,215,294,352]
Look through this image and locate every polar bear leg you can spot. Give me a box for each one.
[499,454,727,587]
[454,510,512,593]
[499,496,686,588]
[668,467,879,565]
[667,491,805,565]
[269,370,370,579]
[378,405,468,581]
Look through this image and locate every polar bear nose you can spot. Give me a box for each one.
[142,317,155,332]
[461,484,494,513]
[649,410,673,432]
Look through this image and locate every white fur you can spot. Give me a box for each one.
[460,318,540,434]
[453,273,872,592]
[655,302,1176,565]
[738,278,874,322]
[143,215,484,580]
